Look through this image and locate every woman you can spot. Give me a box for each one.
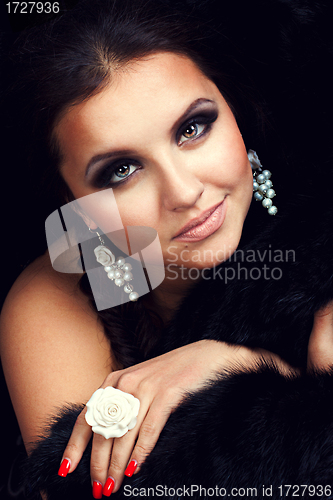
[1,0,333,498]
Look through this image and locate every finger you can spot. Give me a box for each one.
[106,400,151,494]
[103,425,138,493]
[90,433,113,499]
[312,302,333,344]
[130,398,171,476]
[308,302,333,370]
[58,407,92,476]
[314,301,333,323]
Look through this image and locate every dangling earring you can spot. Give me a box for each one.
[89,228,139,302]
[248,150,278,215]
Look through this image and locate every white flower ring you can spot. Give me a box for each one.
[85,386,140,439]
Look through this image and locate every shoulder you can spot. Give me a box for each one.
[2,252,87,314]
[0,253,115,451]
[0,253,104,352]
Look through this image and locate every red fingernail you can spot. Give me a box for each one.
[102,477,115,497]
[124,460,137,477]
[57,458,71,477]
[92,480,103,499]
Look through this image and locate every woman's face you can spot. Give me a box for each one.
[58,52,253,271]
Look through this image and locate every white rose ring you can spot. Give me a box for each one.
[85,386,140,439]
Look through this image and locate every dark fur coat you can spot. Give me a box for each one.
[22,0,333,498]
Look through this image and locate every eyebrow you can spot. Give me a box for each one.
[85,97,215,177]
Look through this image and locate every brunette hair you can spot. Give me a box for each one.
[3,0,267,367]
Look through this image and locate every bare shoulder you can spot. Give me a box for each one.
[2,252,88,312]
[1,252,106,352]
[0,253,115,451]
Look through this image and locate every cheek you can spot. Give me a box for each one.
[199,112,250,187]
[113,192,158,228]
[76,191,161,257]
[232,158,254,196]
[202,139,251,193]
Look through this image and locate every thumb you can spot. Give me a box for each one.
[307,301,333,371]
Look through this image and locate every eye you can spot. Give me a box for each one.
[177,111,218,146]
[110,163,138,183]
[178,123,206,144]
[93,161,140,188]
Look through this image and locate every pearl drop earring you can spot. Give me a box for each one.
[248,150,278,215]
[90,228,139,302]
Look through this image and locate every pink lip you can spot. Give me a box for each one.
[173,199,227,242]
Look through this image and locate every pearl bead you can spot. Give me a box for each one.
[254,192,263,201]
[115,278,125,287]
[266,189,276,199]
[262,198,272,208]
[263,170,271,179]
[124,272,133,281]
[268,206,278,215]
[124,284,134,293]
[264,179,273,188]
[129,291,139,301]
[258,184,267,194]
[114,269,124,279]
[256,174,265,184]
[123,263,132,272]
[107,270,115,280]
[253,181,259,191]
[115,257,126,268]
[104,266,112,272]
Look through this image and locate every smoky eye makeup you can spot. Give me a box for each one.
[89,101,219,189]
[176,108,218,145]
[92,159,141,188]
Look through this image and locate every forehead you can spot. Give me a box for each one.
[56,52,220,172]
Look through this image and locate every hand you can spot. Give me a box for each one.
[307,301,333,371]
[58,340,294,496]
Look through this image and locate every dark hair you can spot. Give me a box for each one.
[3,0,268,367]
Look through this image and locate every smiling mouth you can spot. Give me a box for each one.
[173,199,227,242]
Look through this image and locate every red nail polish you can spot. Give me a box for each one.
[124,460,137,477]
[58,458,71,477]
[92,481,103,499]
[102,477,115,497]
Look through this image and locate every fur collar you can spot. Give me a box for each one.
[155,190,333,367]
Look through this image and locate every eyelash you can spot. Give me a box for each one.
[93,112,218,188]
[176,114,216,145]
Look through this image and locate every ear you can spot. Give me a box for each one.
[70,199,98,230]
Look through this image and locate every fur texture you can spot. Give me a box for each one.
[23,0,333,498]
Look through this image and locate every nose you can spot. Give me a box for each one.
[158,156,204,212]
